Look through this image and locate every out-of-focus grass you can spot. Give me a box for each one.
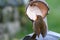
[46,0,60,33]
[16,19,33,39]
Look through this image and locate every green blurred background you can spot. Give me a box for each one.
[47,0,60,32]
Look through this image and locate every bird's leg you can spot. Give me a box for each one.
[31,33,37,40]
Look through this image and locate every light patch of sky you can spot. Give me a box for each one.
[24,0,29,5]
[0,0,5,6]
[7,0,18,5]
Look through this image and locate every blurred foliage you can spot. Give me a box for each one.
[18,5,25,16]
[46,0,60,33]
[16,5,33,39]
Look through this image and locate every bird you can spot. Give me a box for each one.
[26,1,49,40]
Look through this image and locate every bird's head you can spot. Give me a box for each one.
[26,1,49,21]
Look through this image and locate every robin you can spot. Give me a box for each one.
[26,0,49,40]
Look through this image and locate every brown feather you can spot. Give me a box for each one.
[33,15,47,38]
